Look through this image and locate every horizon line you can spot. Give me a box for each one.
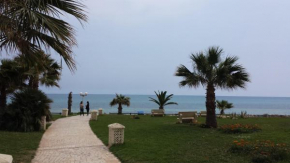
[44,93,290,98]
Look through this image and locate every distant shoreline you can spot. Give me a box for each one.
[48,94,290,115]
[45,93,290,98]
[51,112,290,117]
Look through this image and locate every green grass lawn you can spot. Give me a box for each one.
[90,115,290,163]
[0,114,69,163]
[0,130,44,163]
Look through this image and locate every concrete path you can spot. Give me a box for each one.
[32,115,120,163]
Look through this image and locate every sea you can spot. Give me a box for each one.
[47,94,290,115]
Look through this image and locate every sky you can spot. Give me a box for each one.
[37,0,290,97]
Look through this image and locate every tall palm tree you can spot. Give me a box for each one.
[216,100,233,115]
[0,0,87,71]
[110,94,130,114]
[175,46,250,128]
[149,91,178,109]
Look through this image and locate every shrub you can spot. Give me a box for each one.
[229,139,288,163]
[230,112,238,119]
[219,124,261,134]
[132,115,140,119]
[240,111,247,118]
[0,88,52,132]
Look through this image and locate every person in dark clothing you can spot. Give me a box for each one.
[86,101,90,116]
[80,101,84,116]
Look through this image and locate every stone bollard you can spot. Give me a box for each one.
[90,110,98,120]
[108,123,125,147]
[41,116,46,131]
[62,108,68,117]
[98,108,103,115]
[0,153,13,163]
[193,113,198,124]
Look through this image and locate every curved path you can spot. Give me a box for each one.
[32,115,120,163]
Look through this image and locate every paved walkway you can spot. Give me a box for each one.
[32,115,120,163]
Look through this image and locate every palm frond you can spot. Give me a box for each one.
[149,97,160,106]
[190,52,208,74]
[110,94,130,107]
[110,98,117,107]
[175,64,206,88]
[0,0,87,71]
[216,100,233,110]
[164,102,178,106]
[215,56,250,90]
[149,91,177,109]
[207,46,222,66]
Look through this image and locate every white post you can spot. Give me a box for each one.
[62,108,68,117]
[108,123,125,147]
[90,110,98,120]
[41,116,46,131]
[98,108,103,115]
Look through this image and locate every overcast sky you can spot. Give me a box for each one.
[39,0,290,97]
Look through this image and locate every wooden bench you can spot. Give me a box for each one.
[177,111,198,124]
[199,111,207,117]
[151,109,165,117]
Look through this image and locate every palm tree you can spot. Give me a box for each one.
[175,46,250,128]
[149,91,178,109]
[110,94,130,114]
[0,0,87,71]
[14,52,61,90]
[2,88,53,131]
[216,100,233,115]
[0,59,24,111]
[37,54,62,89]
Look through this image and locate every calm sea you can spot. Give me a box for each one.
[47,94,290,115]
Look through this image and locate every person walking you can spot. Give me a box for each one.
[80,101,84,116]
[86,101,90,116]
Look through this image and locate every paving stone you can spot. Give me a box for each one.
[32,116,120,163]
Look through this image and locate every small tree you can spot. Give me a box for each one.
[149,91,178,109]
[68,92,72,115]
[110,94,130,114]
[0,88,52,132]
[216,100,233,115]
[0,59,25,112]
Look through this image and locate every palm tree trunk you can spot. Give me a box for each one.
[32,76,39,90]
[0,86,7,112]
[118,103,122,114]
[205,84,217,128]
[32,80,39,89]
[159,106,163,109]
[28,77,33,88]
[29,76,39,89]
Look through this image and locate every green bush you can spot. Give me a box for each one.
[0,88,52,132]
